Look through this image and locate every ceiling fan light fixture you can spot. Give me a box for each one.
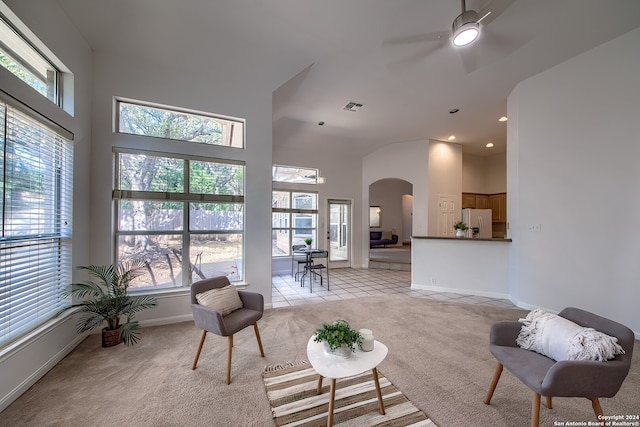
[452,21,480,46]
[452,8,480,47]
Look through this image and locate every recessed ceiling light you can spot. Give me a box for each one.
[486,142,494,148]
[447,135,456,140]
[498,116,508,122]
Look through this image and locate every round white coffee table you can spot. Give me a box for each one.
[306,335,388,427]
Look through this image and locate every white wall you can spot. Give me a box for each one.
[0,0,92,411]
[485,152,507,194]
[427,140,462,235]
[369,179,412,244]
[363,140,429,265]
[508,27,640,334]
[462,152,506,194]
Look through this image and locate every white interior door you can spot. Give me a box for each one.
[437,194,458,237]
[327,199,351,268]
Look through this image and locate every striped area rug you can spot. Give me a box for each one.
[262,360,437,427]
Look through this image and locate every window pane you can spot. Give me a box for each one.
[190,203,243,231]
[189,161,243,196]
[272,165,317,184]
[118,200,183,231]
[190,234,243,282]
[0,16,58,103]
[272,191,289,208]
[272,212,288,228]
[117,153,184,192]
[118,101,244,148]
[272,229,290,256]
[292,193,316,210]
[117,234,183,289]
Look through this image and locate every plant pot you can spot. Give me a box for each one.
[323,342,352,358]
[102,328,122,347]
[455,229,466,238]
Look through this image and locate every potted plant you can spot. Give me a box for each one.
[58,260,158,347]
[453,221,468,238]
[304,237,313,249]
[314,320,362,357]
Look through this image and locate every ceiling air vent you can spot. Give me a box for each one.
[343,102,363,112]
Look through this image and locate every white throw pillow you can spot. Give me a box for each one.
[196,285,243,316]
[516,309,624,362]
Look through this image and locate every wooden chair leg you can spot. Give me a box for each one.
[254,323,265,357]
[545,396,552,409]
[590,398,603,418]
[226,335,233,384]
[484,362,503,404]
[192,330,207,370]
[531,392,541,427]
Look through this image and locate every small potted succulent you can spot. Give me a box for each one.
[453,221,468,238]
[304,237,313,249]
[314,320,362,357]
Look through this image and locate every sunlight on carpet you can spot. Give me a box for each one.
[263,360,436,427]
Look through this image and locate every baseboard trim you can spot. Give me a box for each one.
[411,283,510,300]
[0,333,85,413]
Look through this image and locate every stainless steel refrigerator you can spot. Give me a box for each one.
[461,208,493,239]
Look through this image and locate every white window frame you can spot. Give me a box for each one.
[272,189,318,257]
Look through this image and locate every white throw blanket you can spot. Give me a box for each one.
[516,309,624,362]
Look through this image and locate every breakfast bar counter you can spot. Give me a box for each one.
[410,236,512,299]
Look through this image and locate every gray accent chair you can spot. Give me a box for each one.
[484,307,634,427]
[190,276,265,384]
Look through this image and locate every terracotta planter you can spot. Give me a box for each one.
[102,328,122,347]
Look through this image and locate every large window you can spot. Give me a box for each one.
[0,14,59,104]
[272,190,317,257]
[116,99,244,148]
[113,150,244,289]
[0,94,73,348]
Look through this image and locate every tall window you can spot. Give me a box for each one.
[0,14,59,104]
[272,190,317,257]
[0,94,73,348]
[116,99,244,148]
[113,150,244,289]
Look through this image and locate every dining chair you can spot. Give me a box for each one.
[303,250,329,292]
[291,244,309,281]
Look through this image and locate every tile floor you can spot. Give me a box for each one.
[271,267,516,309]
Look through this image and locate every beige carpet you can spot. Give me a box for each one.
[263,360,434,426]
[1,296,638,426]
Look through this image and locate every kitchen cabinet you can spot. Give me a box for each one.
[475,194,489,209]
[462,193,490,209]
[462,193,476,208]
[489,193,507,223]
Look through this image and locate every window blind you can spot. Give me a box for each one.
[0,99,73,348]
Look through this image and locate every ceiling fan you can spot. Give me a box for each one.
[383,0,517,73]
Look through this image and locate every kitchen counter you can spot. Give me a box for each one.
[410,236,510,299]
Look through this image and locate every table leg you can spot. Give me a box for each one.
[372,367,385,415]
[327,378,336,427]
[317,375,324,394]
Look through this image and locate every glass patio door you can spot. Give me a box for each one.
[327,199,351,268]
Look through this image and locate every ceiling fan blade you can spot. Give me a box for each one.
[382,30,449,46]
[477,0,515,27]
[387,40,448,73]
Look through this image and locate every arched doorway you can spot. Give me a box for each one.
[368,179,412,268]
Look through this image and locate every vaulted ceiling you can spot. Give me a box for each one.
[57,0,640,157]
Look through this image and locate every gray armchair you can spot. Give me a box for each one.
[190,276,265,384]
[484,307,634,427]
